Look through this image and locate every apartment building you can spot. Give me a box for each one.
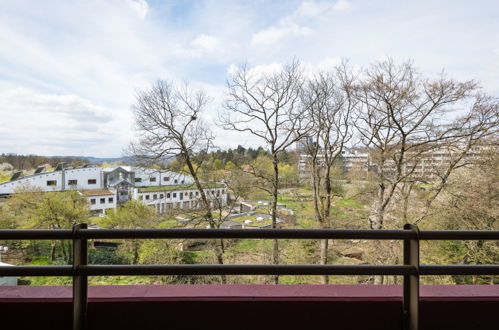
[297,148,370,181]
[0,164,227,215]
[298,144,495,181]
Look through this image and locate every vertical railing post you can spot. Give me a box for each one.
[403,223,420,330]
[73,223,88,330]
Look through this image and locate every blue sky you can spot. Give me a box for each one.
[0,0,498,157]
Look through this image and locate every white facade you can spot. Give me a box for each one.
[0,166,194,195]
[0,166,103,195]
[127,167,194,187]
[136,185,228,213]
[297,148,370,180]
[0,164,226,214]
[84,190,117,216]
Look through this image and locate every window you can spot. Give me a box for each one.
[179,193,183,200]
[174,179,178,184]
[88,179,97,185]
[181,180,185,184]
[150,177,156,182]
[153,194,157,200]
[167,193,171,198]
[189,192,193,199]
[68,180,77,185]
[196,191,199,196]
[108,197,113,203]
[46,180,57,186]
[90,199,96,205]
[160,194,164,199]
[163,177,169,182]
[145,195,150,200]
[134,178,142,183]
[100,198,105,204]
[173,193,177,198]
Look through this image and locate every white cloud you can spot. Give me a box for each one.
[191,34,220,52]
[316,56,342,70]
[0,0,498,155]
[0,88,118,156]
[175,34,222,58]
[227,62,285,78]
[250,1,352,46]
[333,0,351,11]
[296,0,350,17]
[126,0,149,20]
[251,22,312,45]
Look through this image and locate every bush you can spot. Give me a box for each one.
[89,248,130,265]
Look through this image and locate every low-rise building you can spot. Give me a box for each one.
[81,189,117,216]
[0,164,227,215]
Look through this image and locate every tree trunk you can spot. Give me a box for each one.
[60,240,68,264]
[50,241,56,262]
[320,238,329,284]
[133,240,139,264]
[183,150,226,284]
[271,155,280,284]
[369,185,386,230]
[215,239,227,284]
[324,166,332,219]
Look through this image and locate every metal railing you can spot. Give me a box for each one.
[0,223,498,330]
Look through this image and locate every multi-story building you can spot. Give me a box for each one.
[297,148,370,181]
[0,164,227,216]
[297,144,495,182]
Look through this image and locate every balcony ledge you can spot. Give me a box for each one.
[0,284,498,330]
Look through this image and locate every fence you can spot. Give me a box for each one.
[0,223,498,330]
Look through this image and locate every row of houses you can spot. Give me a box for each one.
[0,165,227,216]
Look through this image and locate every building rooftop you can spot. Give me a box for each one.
[138,183,225,192]
[80,189,115,196]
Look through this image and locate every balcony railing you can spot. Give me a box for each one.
[0,224,498,330]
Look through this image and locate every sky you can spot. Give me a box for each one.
[0,0,498,157]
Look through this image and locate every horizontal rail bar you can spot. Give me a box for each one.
[78,229,419,240]
[0,265,72,276]
[1,229,497,241]
[420,265,499,275]
[2,265,498,277]
[79,265,417,276]
[419,230,499,240]
[0,229,73,240]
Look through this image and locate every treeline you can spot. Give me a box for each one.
[0,153,89,171]
[191,145,298,169]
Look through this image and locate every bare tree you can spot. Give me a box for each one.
[352,59,499,230]
[301,63,355,283]
[130,80,227,283]
[220,61,312,283]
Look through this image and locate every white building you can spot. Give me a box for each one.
[82,189,117,216]
[297,148,370,181]
[0,164,226,215]
[134,184,228,213]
